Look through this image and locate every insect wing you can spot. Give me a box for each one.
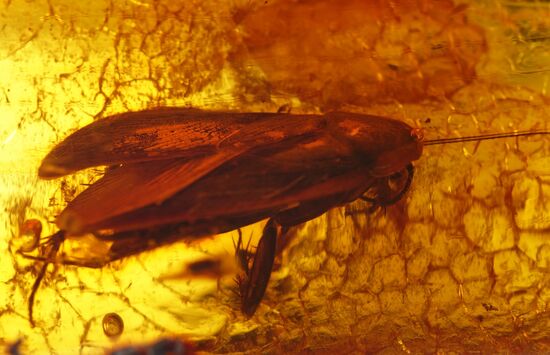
[39,108,326,179]
[81,135,372,234]
[56,149,245,234]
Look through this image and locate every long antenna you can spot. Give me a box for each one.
[423,130,550,146]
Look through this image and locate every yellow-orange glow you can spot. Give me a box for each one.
[1,0,550,353]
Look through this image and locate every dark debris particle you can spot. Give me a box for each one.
[482,303,498,311]
[109,338,191,355]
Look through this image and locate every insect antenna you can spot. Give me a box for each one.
[423,129,550,146]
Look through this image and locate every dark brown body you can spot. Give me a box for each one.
[36,108,423,317]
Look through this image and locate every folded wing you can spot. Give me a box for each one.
[56,149,245,234]
[68,135,372,234]
[39,108,325,178]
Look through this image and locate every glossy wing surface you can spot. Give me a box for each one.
[39,108,326,178]
[57,149,245,234]
[82,134,372,233]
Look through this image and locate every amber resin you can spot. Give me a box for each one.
[1,0,549,353]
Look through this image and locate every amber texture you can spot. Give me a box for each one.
[234,0,485,109]
[1,0,550,353]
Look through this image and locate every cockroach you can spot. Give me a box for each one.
[26,107,549,324]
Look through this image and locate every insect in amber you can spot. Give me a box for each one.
[25,107,549,324]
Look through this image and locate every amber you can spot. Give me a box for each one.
[236,0,485,109]
[1,0,549,353]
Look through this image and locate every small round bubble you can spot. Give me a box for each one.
[102,313,124,338]
[19,219,42,252]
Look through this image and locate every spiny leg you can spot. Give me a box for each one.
[233,228,253,275]
[27,230,65,327]
[237,195,351,316]
[233,229,249,299]
[239,218,284,317]
[22,230,121,326]
[360,163,414,211]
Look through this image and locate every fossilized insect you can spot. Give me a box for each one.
[24,107,549,324]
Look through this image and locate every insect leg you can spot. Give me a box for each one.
[273,193,356,255]
[27,230,65,327]
[239,218,282,317]
[239,195,356,315]
[360,163,414,209]
[234,228,253,274]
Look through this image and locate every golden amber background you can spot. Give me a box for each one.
[1,0,550,353]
